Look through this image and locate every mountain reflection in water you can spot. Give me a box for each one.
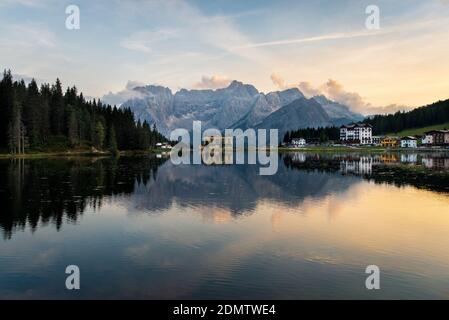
[1,152,449,299]
[1,152,448,239]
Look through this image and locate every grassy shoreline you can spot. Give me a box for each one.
[278,146,449,153]
[1,146,448,159]
[0,149,163,159]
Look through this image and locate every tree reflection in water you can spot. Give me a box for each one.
[0,152,448,239]
[0,156,167,239]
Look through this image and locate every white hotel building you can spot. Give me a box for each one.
[340,123,373,145]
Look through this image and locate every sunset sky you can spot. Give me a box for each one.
[1,0,449,114]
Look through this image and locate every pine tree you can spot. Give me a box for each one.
[23,79,41,147]
[0,71,168,154]
[50,78,65,135]
[8,99,27,154]
[141,121,151,149]
[107,125,118,155]
[93,121,105,150]
[67,105,79,146]
[283,132,289,144]
[39,84,51,144]
[0,70,14,149]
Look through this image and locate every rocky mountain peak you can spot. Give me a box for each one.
[117,80,363,137]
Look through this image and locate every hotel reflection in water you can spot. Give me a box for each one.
[286,153,449,176]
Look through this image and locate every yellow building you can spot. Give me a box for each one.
[380,137,398,147]
[379,154,398,163]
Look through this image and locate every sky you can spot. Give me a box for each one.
[1,0,449,115]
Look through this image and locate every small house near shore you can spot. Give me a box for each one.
[380,137,398,148]
[372,136,382,145]
[400,136,417,148]
[291,138,306,147]
[422,132,434,145]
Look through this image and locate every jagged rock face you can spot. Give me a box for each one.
[120,81,363,137]
[312,95,364,126]
[233,88,305,130]
[124,85,174,135]
[270,88,305,107]
[256,97,332,139]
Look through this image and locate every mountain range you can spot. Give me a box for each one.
[120,80,364,137]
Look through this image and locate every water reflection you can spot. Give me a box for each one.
[1,152,449,299]
[0,152,448,240]
[284,151,449,172]
[0,156,166,239]
[284,152,449,192]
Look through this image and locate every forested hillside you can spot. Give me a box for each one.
[363,99,449,135]
[0,70,166,154]
[283,98,449,142]
[283,127,340,144]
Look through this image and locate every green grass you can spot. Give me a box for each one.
[278,145,448,153]
[0,150,110,159]
[278,146,388,153]
[385,122,449,137]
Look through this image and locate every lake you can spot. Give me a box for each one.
[1,152,449,299]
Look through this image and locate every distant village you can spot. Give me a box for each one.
[154,122,449,151]
[284,123,449,149]
[286,152,449,172]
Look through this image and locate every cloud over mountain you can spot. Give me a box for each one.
[297,81,322,97]
[101,81,146,106]
[193,75,231,89]
[270,73,287,90]
[105,79,364,137]
[322,79,409,115]
[270,73,409,115]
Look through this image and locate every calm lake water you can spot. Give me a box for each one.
[1,152,449,299]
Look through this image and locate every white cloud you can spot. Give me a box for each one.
[270,73,287,90]
[126,80,145,90]
[101,81,146,106]
[0,24,56,49]
[120,29,178,54]
[235,30,387,50]
[321,79,409,115]
[12,73,46,85]
[120,3,264,43]
[297,81,321,97]
[235,15,449,51]
[0,23,70,79]
[193,75,231,89]
[118,0,269,66]
[270,74,409,115]
[102,75,232,105]
[0,0,42,7]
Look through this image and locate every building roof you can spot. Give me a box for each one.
[401,136,417,140]
[340,123,372,129]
